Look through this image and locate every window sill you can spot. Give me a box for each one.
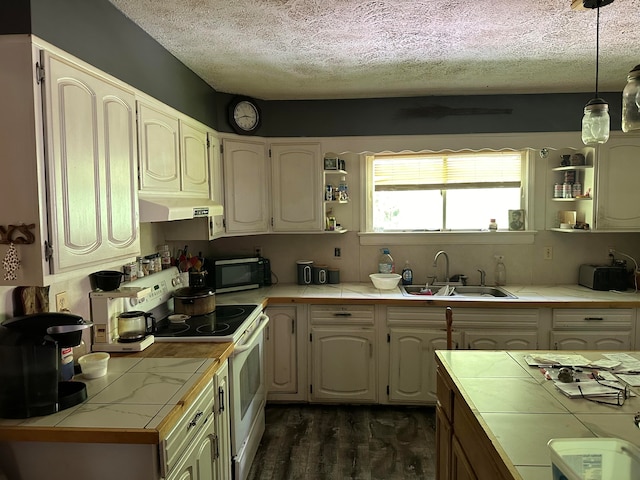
[358,230,537,246]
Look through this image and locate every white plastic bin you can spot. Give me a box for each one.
[548,438,640,480]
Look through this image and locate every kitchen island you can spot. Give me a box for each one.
[0,342,233,480]
[435,350,640,480]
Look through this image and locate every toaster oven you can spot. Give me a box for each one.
[578,264,628,291]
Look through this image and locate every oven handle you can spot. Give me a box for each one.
[233,313,270,355]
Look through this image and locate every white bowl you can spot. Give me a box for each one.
[560,223,572,229]
[369,273,402,290]
[78,352,110,379]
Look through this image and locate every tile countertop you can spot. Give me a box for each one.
[216,282,640,308]
[436,350,640,480]
[0,342,234,444]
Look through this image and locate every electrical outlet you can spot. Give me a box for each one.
[334,247,341,257]
[544,246,553,260]
[55,291,69,312]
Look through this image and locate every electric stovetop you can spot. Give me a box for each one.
[153,304,259,340]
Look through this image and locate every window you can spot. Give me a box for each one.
[366,150,526,232]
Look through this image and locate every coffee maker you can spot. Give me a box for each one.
[0,312,92,419]
[89,268,182,352]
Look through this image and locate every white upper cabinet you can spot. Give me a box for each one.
[43,51,139,273]
[0,36,140,285]
[222,138,270,234]
[137,96,209,197]
[594,133,640,230]
[270,142,322,232]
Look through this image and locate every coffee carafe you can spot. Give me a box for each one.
[0,312,92,419]
[117,311,155,342]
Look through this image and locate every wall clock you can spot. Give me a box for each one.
[228,96,261,135]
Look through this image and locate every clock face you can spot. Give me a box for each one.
[233,100,259,132]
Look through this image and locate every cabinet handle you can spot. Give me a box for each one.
[292,318,295,334]
[370,342,373,358]
[218,386,225,413]
[265,325,269,341]
[584,317,604,321]
[333,312,352,317]
[187,411,203,430]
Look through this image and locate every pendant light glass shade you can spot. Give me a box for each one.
[622,64,640,132]
[582,97,610,144]
[581,0,610,145]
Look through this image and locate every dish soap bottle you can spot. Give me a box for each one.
[401,261,413,285]
[378,248,395,274]
[494,255,506,286]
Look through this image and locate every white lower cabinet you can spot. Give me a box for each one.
[309,305,376,403]
[214,360,231,480]
[550,309,634,350]
[265,305,307,401]
[166,416,217,480]
[385,306,539,405]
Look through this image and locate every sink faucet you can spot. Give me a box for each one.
[433,250,450,284]
[477,269,486,286]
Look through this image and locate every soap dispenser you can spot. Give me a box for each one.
[494,255,506,286]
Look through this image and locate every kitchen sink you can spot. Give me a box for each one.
[400,284,517,298]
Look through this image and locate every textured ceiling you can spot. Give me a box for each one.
[108,0,640,100]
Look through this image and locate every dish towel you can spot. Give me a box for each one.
[3,242,20,280]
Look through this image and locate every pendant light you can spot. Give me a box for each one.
[581,0,611,145]
[622,64,640,132]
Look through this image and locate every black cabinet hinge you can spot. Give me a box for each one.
[309,333,312,342]
[310,384,313,394]
[387,333,390,343]
[386,385,390,396]
[35,62,45,84]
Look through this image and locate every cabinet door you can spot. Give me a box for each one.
[436,405,452,480]
[310,327,376,402]
[270,143,322,231]
[44,51,139,273]
[595,135,640,230]
[180,119,209,196]
[551,331,632,350]
[451,436,478,480]
[265,306,298,396]
[388,328,433,403]
[137,100,180,192]
[166,415,217,480]
[464,330,537,350]
[214,361,230,480]
[222,138,269,234]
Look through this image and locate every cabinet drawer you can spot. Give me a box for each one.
[310,304,374,325]
[552,309,634,329]
[161,378,214,477]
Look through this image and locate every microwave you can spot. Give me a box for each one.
[208,256,271,293]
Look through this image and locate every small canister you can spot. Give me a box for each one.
[554,183,563,198]
[562,183,572,199]
[312,265,328,284]
[572,182,582,197]
[328,268,340,284]
[325,185,333,201]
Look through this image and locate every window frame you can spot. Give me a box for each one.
[363,148,534,234]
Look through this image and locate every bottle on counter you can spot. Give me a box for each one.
[401,261,413,285]
[495,255,506,286]
[378,248,395,274]
[489,219,498,232]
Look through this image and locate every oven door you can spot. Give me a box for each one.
[230,313,269,479]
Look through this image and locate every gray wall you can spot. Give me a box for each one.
[3,0,623,138]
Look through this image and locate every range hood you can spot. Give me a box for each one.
[138,194,223,222]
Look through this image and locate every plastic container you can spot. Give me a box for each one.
[495,255,506,286]
[548,437,640,480]
[369,273,401,290]
[489,219,498,231]
[378,248,395,273]
[78,352,110,379]
[401,261,413,285]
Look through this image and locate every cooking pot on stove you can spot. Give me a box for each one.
[173,286,216,316]
[117,311,155,342]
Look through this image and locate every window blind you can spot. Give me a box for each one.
[373,151,522,191]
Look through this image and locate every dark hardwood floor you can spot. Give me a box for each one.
[247,404,437,480]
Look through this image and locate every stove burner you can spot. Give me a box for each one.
[167,323,191,335]
[196,322,231,335]
[218,306,246,320]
